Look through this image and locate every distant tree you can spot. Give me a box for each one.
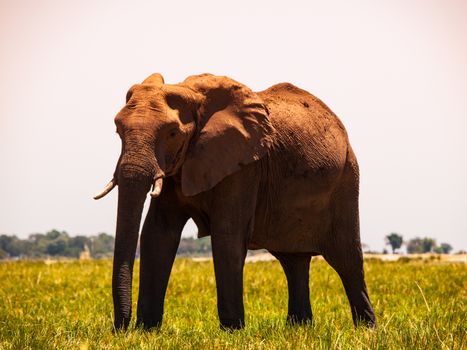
[407,238,422,254]
[0,234,29,257]
[28,233,45,243]
[385,233,403,253]
[0,234,12,248]
[67,235,91,258]
[407,237,437,254]
[434,243,453,254]
[421,238,436,253]
[7,238,29,257]
[177,237,212,256]
[91,233,115,258]
[45,229,64,240]
[177,237,195,255]
[440,243,453,254]
[0,235,14,256]
[27,233,48,257]
[46,238,67,256]
[44,230,69,256]
[0,235,18,257]
[196,237,212,254]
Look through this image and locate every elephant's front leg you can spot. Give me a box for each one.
[211,232,248,330]
[208,164,260,330]
[136,190,188,329]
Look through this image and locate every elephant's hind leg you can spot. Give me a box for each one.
[323,244,376,327]
[324,198,376,327]
[271,252,313,325]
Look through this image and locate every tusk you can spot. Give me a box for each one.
[93,179,117,200]
[150,177,163,198]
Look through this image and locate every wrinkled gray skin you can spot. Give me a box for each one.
[95,73,376,331]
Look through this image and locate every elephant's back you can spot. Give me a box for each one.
[258,82,345,126]
[257,83,349,177]
[251,84,355,252]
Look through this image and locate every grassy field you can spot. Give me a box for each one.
[0,257,465,349]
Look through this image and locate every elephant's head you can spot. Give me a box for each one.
[94,73,273,329]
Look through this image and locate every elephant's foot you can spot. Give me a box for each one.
[353,309,377,329]
[136,317,163,331]
[219,318,245,331]
[112,316,131,332]
[286,314,314,326]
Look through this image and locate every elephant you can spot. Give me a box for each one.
[94,73,376,330]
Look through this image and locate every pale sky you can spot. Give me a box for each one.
[1,0,466,251]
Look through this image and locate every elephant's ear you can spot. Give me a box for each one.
[142,73,165,85]
[126,73,165,102]
[180,74,274,196]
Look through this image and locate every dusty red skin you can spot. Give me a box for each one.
[96,73,376,331]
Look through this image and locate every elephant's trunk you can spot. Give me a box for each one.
[112,179,149,330]
[103,130,167,329]
[112,138,161,329]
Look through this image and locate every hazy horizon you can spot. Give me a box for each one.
[1,0,466,251]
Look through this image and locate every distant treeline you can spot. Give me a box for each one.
[177,237,212,256]
[0,229,213,260]
[0,230,114,259]
[384,233,454,254]
[0,229,460,260]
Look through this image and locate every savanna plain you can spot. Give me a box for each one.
[0,257,465,349]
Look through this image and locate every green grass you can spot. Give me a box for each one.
[0,258,465,349]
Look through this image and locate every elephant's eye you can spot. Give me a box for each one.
[169,130,177,138]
